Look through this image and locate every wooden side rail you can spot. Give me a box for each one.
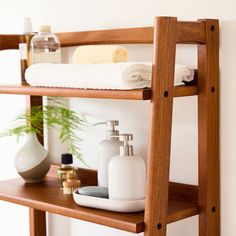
[0,34,23,50]
[197,19,220,235]
[0,20,206,51]
[169,182,198,204]
[57,21,206,47]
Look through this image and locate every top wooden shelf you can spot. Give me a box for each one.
[0,84,198,100]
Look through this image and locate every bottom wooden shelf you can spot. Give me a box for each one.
[0,175,199,233]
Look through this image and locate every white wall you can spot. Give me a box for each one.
[0,0,235,235]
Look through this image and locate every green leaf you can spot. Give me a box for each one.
[0,97,87,165]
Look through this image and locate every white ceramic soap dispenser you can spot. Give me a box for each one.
[94,120,122,188]
[108,134,146,201]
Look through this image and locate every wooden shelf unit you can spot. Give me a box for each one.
[0,16,220,236]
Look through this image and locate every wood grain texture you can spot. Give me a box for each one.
[57,21,205,46]
[29,208,46,236]
[0,21,205,51]
[144,17,177,236]
[0,85,151,100]
[169,182,198,204]
[0,84,198,99]
[0,177,199,234]
[177,21,206,44]
[197,19,220,235]
[0,34,22,50]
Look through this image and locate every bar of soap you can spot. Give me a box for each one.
[78,186,108,198]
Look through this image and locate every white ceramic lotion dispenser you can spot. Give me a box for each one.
[95,120,121,188]
[108,134,146,200]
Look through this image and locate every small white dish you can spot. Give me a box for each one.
[73,190,145,213]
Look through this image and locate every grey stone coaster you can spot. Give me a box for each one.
[78,186,109,198]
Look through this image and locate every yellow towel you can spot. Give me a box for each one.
[72,45,128,64]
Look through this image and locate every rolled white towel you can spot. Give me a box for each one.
[72,45,128,64]
[122,63,194,88]
[174,64,195,84]
[25,62,194,90]
[122,64,152,88]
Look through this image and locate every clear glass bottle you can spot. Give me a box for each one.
[30,25,61,64]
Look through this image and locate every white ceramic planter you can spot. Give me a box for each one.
[15,132,50,183]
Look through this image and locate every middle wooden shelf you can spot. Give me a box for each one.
[0,84,198,100]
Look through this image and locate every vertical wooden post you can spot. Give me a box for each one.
[19,30,47,236]
[26,95,44,144]
[27,95,46,236]
[197,19,220,235]
[29,208,47,236]
[20,28,46,236]
[144,17,177,236]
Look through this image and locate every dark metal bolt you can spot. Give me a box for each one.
[157,223,162,230]
[164,91,168,97]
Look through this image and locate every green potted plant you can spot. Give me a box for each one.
[0,97,87,183]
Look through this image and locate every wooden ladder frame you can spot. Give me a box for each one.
[0,16,220,236]
[144,17,220,235]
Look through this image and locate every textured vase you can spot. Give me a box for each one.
[15,132,50,183]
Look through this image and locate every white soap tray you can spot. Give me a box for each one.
[73,190,145,213]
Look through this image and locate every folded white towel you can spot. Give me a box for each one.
[25,62,194,90]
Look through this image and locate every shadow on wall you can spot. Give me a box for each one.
[219,20,236,236]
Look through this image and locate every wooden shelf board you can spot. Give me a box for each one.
[0,177,199,233]
[0,84,198,100]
